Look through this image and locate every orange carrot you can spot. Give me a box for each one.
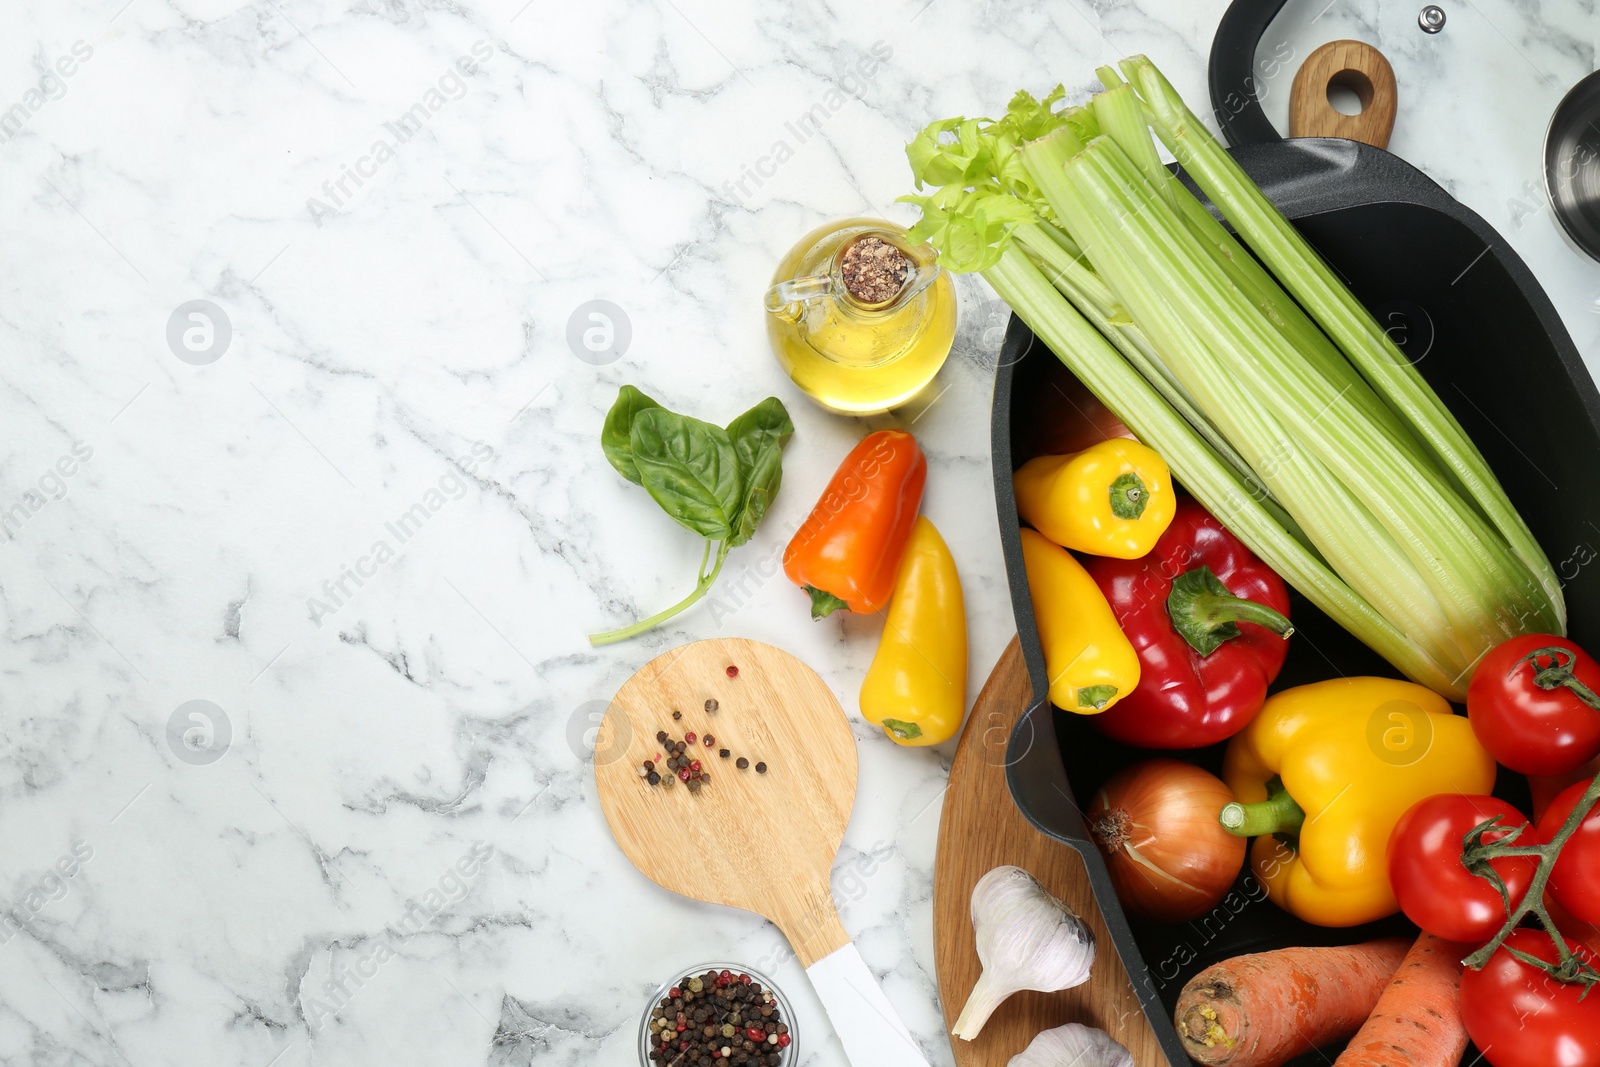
[1332,932,1470,1066]
[1174,937,1410,1067]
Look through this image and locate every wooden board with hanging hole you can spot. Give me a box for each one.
[933,637,1166,1066]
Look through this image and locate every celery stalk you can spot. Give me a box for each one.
[984,245,1456,694]
[1052,138,1557,674]
[1122,54,1564,629]
[900,68,1565,699]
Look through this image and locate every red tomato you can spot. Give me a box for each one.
[1460,929,1600,1067]
[1537,777,1600,927]
[1387,794,1539,944]
[1468,635,1600,776]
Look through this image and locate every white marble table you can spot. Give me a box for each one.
[1,1,1595,1064]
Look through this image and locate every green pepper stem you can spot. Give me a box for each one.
[1168,566,1294,656]
[1219,776,1305,838]
[589,541,730,646]
[1462,770,1600,986]
[1108,471,1149,520]
[1189,592,1295,636]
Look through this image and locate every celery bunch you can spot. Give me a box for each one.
[902,57,1562,699]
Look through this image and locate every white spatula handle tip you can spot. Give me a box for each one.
[806,943,931,1067]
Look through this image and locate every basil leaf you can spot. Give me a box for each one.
[724,397,793,547]
[631,408,743,541]
[601,385,662,485]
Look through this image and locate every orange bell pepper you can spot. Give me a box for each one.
[783,430,927,618]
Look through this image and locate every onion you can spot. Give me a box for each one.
[1087,759,1246,923]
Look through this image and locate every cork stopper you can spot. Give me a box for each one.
[839,236,909,305]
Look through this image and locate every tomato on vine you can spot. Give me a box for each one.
[1388,794,1539,944]
[1467,635,1600,776]
[1460,929,1600,1067]
[1538,777,1600,928]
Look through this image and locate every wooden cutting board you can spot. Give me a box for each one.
[934,637,1166,1065]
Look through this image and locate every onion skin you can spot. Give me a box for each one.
[1088,759,1246,922]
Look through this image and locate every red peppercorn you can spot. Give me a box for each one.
[690,760,702,772]
[679,1038,690,1050]
[720,969,731,980]
[703,734,715,747]
[777,1034,790,1048]
[726,665,738,678]
[746,1027,764,1042]
[676,1023,687,1033]
[678,768,691,782]
[739,973,752,985]
[685,732,697,744]
[668,987,682,999]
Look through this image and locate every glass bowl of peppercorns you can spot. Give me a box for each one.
[639,962,795,1066]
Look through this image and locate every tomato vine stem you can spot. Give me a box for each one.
[1462,771,1600,987]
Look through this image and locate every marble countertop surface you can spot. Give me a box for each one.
[2,1,1596,1064]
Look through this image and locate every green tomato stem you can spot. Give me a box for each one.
[589,541,730,646]
[1518,646,1600,711]
[1462,770,1600,986]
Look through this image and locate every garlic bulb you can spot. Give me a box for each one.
[951,865,1096,1040]
[1007,1023,1133,1067]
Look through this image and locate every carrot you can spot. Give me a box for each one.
[1174,937,1410,1067]
[1332,932,1470,1066]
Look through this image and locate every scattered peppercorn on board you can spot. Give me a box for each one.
[933,637,1165,1066]
[593,637,859,967]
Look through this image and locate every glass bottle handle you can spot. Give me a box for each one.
[764,274,832,320]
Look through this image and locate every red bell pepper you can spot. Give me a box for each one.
[1085,499,1293,748]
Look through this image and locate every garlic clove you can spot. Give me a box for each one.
[951,865,1096,1040]
[1006,1023,1133,1067]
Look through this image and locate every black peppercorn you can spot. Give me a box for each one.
[705,698,719,713]
[755,762,767,774]
[736,757,749,770]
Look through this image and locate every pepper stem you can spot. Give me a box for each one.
[1167,566,1294,656]
[1108,471,1149,519]
[1219,776,1305,838]
[805,586,851,620]
[1517,646,1600,711]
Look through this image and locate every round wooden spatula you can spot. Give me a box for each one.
[594,637,931,1067]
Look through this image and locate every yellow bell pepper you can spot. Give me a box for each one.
[1220,677,1497,927]
[1013,439,1175,559]
[1018,528,1140,713]
[860,517,967,746]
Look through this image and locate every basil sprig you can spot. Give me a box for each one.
[591,386,793,646]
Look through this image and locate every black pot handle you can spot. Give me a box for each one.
[1208,0,1291,146]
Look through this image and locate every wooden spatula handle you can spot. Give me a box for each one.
[807,944,931,1067]
[1289,39,1398,148]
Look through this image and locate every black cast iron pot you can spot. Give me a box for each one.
[992,27,1600,1067]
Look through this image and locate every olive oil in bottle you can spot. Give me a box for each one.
[765,218,956,415]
